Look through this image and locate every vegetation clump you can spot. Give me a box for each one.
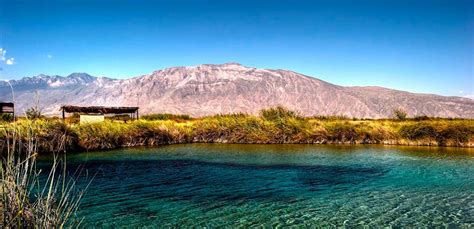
[141,113,192,121]
[393,108,408,121]
[1,120,88,227]
[399,121,474,146]
[25,107,43,120]
[260,106,302,122]
[0,114,13,122]
[2,107,473,152]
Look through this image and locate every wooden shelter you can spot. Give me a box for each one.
[61,105,139,121]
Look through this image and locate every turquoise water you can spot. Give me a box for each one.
[39,144,474,227]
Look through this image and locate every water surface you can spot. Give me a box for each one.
[39,144,474,227]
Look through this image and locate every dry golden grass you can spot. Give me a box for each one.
[2,107,473,152]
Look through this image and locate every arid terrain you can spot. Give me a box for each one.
[1,63,473,118]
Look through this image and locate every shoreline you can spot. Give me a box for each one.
[70,141,474,157]
[1,112,473,153]
[113,140,474,150]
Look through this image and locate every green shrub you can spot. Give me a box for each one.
[0,113,14,122]
[324,121,359,142]
[25,107,43,119]
[106,114,133,122]
[398,121,474,146]
[393,108,408,121]
[413,115,430,121]
[435,122,474,146]
[260,106,302,122]
[399,122,437,140]
[312,115,349,121]
[141,113,192,121]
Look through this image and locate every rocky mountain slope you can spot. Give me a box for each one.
[1,63,473,118]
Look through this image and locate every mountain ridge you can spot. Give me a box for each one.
[1,63,473,118]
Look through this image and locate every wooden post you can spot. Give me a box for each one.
[62,108,65,120]
[136,109,139,120]
[12,103,15,122]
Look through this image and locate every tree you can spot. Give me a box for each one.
[25,107,42,119]
[25,90,43,119]
[393,108,408,121]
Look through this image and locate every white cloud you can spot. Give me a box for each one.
[0,48,15,65]
[464,94,474,99]
[459,90,464,94]
[6,58,14,65]
[47,54,53,59]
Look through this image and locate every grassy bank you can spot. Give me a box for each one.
[1,108,473,153]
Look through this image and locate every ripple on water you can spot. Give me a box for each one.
[37,144,474,227]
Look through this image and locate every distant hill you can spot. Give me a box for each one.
[1,63,473,118]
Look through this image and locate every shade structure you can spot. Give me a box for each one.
[0,102,14,113]
[61,105,138,114]
[61,105,139,120]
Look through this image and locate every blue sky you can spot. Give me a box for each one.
[0,0,472,97]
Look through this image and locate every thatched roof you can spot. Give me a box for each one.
[61,105,138,114]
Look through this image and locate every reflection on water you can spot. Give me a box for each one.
[38,144,474,227]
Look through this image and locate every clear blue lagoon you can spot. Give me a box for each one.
[38,144,474,227]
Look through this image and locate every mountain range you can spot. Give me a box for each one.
[1,63,473,118]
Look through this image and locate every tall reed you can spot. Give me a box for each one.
[1,120,89,227]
